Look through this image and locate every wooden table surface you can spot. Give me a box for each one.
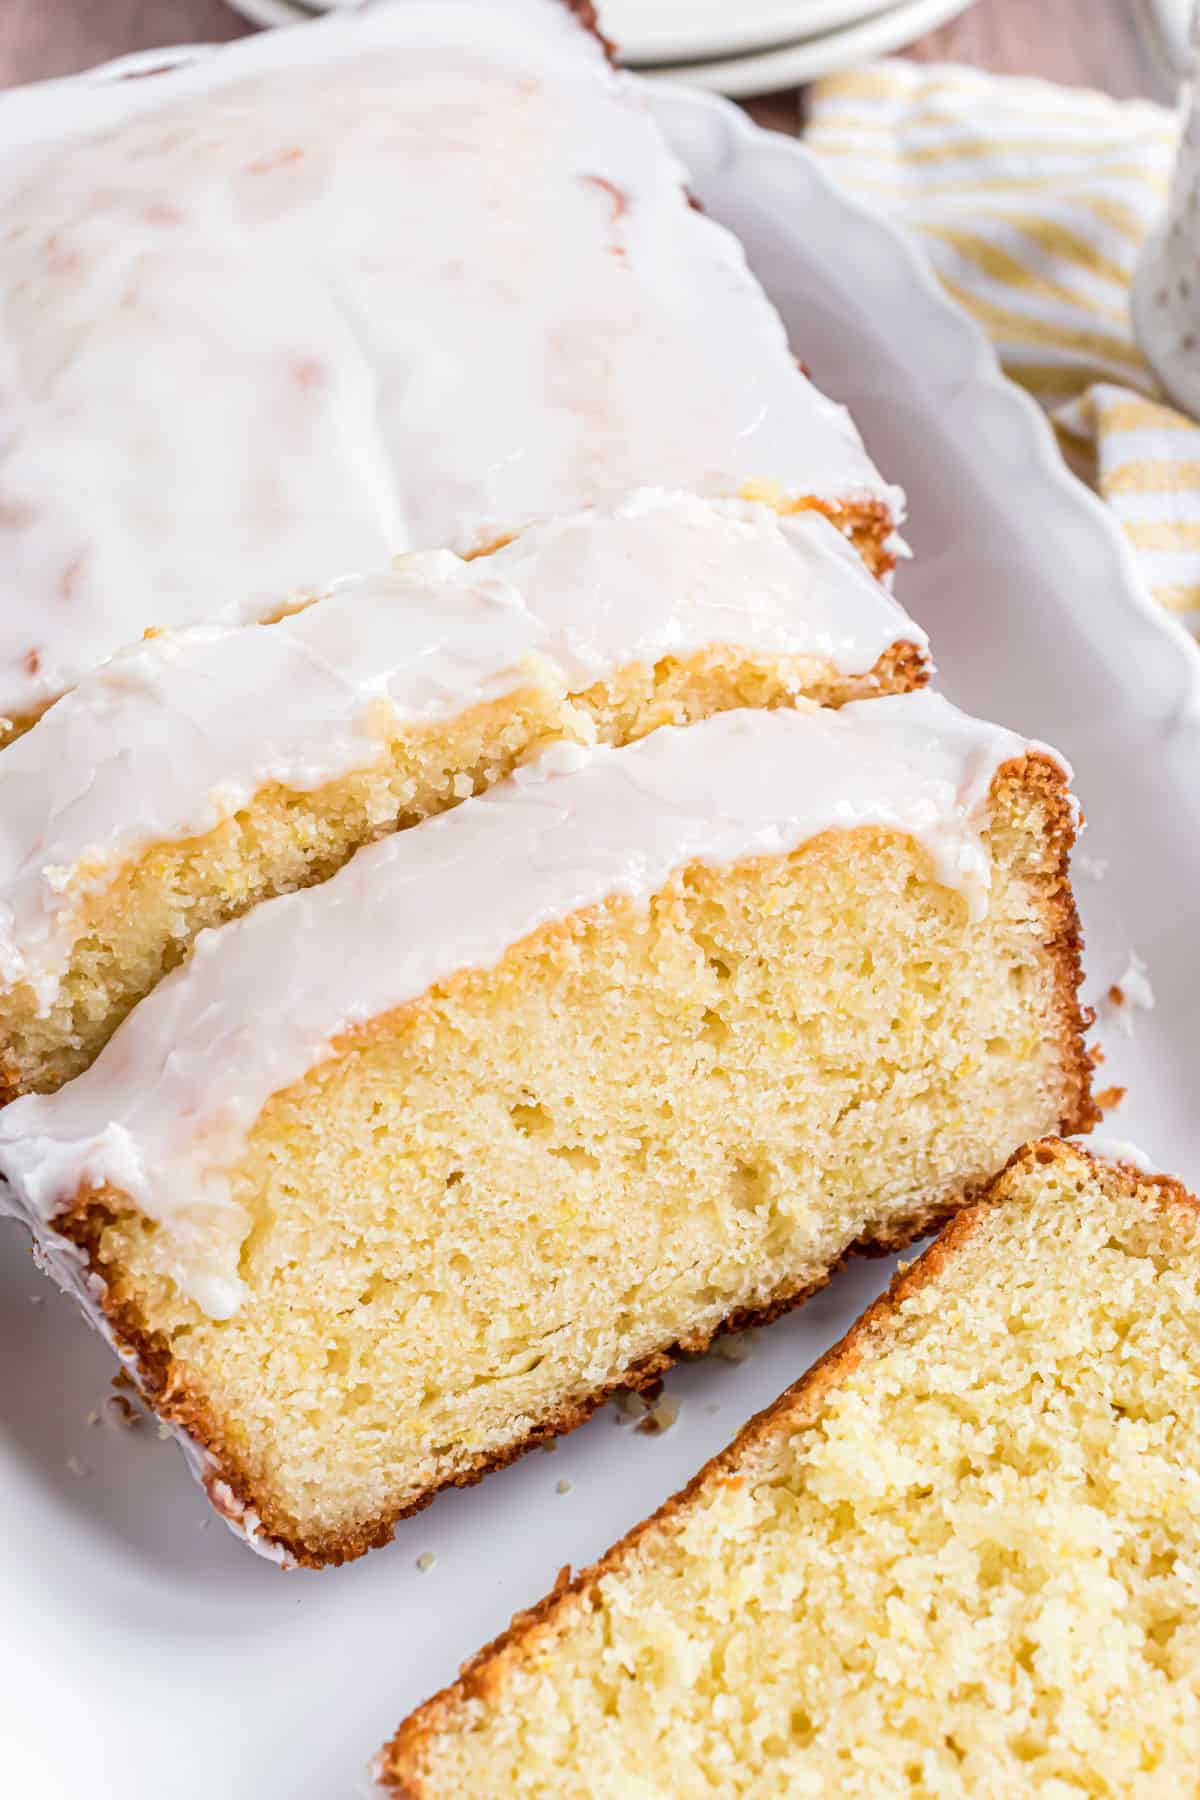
[0,0,1174,105]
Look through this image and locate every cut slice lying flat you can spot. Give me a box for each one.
[379,1139,1200,1798]
[0,694,1092,1567]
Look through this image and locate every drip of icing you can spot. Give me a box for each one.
[0,692,1067,1319]
[0,0,901,724]
[0,492,925,1005]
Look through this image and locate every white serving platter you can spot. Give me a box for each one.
[2,61,1199,1800]
[565,0,908,65]
[650,0,973,97]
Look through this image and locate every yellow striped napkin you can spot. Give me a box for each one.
[806,60,1200,627]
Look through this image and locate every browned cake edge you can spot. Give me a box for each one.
[376,1137,1194,1796]
[791,496,898,579]
[48,752,1092,1571]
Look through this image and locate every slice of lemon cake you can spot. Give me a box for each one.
[0,694,1093,1568]
[378,1139,1200,1799]
[0,492,927,1100]
[0,0,901,740]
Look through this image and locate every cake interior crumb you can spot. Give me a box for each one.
[399,1154,1200,1797]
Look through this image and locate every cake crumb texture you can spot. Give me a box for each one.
[381,1141,1200,1797]
[67,756,1090,1567]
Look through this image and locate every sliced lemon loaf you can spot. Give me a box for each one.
[0,492,926,1101]
[0,0,900,740]
[379,1138,1200,1798]
[0,694,1093,1567]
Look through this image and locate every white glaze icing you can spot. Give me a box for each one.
[0,491,926,1007]
[0,0,902,725]
[0,691,1068,1320]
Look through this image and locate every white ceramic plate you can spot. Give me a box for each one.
[222,0,307,30]
[3,62,1199,1800]
[281,0,906,63]
[221,0,974,96]
[653,0,975,96]
[567,0,907,64]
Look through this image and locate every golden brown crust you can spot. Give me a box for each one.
[791,497,897,579]
[376,1140,1199,1795]
[994,1135,1200,1225]
[996,751,1098,1146]
[846,637,928,702]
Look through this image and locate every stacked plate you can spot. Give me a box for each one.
[225,0,976,97]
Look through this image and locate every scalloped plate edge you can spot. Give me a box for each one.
[647,79,1200,720]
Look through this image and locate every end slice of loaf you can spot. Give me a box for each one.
[0,694,1092,1567]
[379,1138,1200,1798]
[0,492,926,1100]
